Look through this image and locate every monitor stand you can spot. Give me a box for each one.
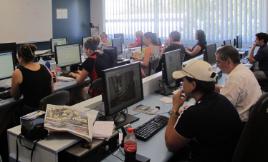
[157,80,178,96]
[98,111,139,129]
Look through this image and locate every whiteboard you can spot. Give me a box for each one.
[0,0,52,43]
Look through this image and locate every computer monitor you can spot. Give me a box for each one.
[82,36,92,47]
[102,47,117,68]
[236,35,242,48]
[55,44,81,68]
[102,62,143,127]
[204,43,217,65]
[114,33,124,44]
[223,40,232,46]
[112,38,123,55]
[162,49,182,86]
[0,51,14,80]
[51,38,67,53]
[0,42,17,66]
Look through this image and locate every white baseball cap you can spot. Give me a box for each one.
[172,60,216,82]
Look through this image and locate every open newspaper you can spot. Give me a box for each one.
[44,104,98,142]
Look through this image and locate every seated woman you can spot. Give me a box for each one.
[99,32,112,48]
[185,29,207,60]
[70,36,105,98]
[128,30,143,48]
[11,44,53,115]
[156,31,186,72]
[133,32,161,77]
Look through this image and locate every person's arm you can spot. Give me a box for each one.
[186,45,202,57]
[11,69,23,99]
[70,69,88,84]
[141,47,152,67]
[248,43,257,64]
[165,91,190,152]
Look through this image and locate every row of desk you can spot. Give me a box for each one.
[7,72,176,162]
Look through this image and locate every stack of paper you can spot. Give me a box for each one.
[93,121,114,139]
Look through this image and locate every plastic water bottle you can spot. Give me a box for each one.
[124,127,137,162]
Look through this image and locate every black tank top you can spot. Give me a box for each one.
[18,64,52,108]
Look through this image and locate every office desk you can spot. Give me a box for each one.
[7,71,173,162]
[8,94,173,162]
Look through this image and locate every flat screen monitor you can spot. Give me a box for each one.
[102,47,117,68]
[163,49,182,86]
[112,38,123,55]
[51,38,67,53]
[0,42,17,66]
[102,62,143,127]
[82,36,92,47]
[236,35,242,48]
[0,51,14,80]
[223,40,232,46]
[114,33,124,44]
[204,43,217,65]
[55,44,81,68]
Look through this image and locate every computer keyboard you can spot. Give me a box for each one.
[135,115,169,141]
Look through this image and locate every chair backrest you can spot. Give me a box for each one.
[148,56,160,76]
[88,78,103,98]
[39,90,70,111]
[232,93,268,162]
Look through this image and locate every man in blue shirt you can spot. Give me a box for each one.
[249,32,268,81]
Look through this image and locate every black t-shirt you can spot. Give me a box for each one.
[82,57,95,75]
[254,44,268,75]
[185,41,206,61]
[175,92,242,162]
[18,64,52,108]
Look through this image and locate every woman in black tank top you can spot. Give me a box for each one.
[11,44,53,115]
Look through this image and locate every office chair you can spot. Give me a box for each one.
[232,93,268,162]
[88,78,103,98]
[148,56,160,76]
[39,90,70,111]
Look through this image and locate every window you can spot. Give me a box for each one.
[104,0,267,46]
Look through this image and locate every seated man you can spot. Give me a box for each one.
[215,46,262,122]
[248,32,268,81]
[165,60,242,162]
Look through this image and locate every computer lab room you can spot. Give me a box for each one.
[0,0,268,162]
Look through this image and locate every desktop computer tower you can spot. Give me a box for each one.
[58,132,119,162]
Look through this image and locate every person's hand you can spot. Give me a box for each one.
[172,90,186,113]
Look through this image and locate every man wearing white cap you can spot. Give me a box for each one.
[165,60,242,162]
[215,46,262,122]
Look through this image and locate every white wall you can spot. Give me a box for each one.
[0,0,52,43]
[90,0,104,34]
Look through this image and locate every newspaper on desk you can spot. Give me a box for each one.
[44,104,98,142]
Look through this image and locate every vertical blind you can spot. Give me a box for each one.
[104,0,267,46]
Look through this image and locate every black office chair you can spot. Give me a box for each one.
[88,78,103,98]
[232,93,268,162]
[148,56,160,76]
[39,90,70,111]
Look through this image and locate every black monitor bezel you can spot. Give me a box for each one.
[204,43,217,65]
[112,38,123,55]
[236,35,242,49]
[114,33,124,44]
[163,49,182,86]
[0,50,15,80]
[50,37,67,53]
[102,62,144,116]
[55,43,81,68]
